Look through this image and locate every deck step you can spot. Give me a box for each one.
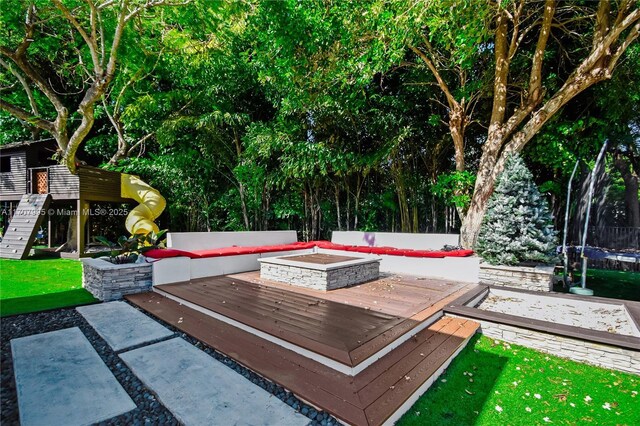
[126,291,479,426]
[0,194,51,259]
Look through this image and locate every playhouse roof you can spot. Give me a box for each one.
[0,138,55,152]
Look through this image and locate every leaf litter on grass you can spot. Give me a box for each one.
[397,335,640,426]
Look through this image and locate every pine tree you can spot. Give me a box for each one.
[476,154,557,265]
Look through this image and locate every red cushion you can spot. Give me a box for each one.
[291,241,317,249]
[258,244,294,253]
[144,248,200,259]
[342,245,370,253]
[192,247,241,257]
[310,240,336,249]
[397,249,446,258]
[152,241,472,260]
[369,246,401,255]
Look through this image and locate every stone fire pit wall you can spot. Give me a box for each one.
[479,263,554,292]
[82,258,152,301]
[260,261,379,291]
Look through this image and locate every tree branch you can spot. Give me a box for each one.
[507,0,525,59]
[52,0,102,74]
[607,19,640,72]
[593,0,611,48]
[489,9,510,129]
[527,0,555,105]
[105,1,129,79]
[0,57,40,118]
[409,42,458,110]
[0,98,54,132]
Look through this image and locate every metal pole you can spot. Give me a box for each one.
[562,160,579,287]
[580,140,608,289]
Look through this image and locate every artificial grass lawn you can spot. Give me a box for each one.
[554,269,640,302]
[577,269,640,302]
[0,258,96,316]
[399,335,639,426]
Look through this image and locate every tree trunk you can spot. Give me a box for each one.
[262,182,270,231]
[345,179,351,231]
[614,154,640,228]
[334,182,342,231]
[238,183,250,231]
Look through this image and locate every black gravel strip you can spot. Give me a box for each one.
[1,305,341,426]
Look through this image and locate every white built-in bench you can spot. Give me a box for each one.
[327,232,479,283]
[149,230,479,285]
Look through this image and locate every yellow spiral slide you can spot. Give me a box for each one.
[120,174,166,235]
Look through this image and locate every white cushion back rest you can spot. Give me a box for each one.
[167,231,298,251]
[330,231,460,250]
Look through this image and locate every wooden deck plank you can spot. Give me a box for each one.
[160,280,375,344]
[126,291,479,426]
[357,319,468,407]
[348,284,477,364]
[364,322,479,426]
[216,277,396,331]
[158,283,354,364]
[158,278,411,366]
[126,292,368,425]
[352,317,455,390]
[232,271,473,318]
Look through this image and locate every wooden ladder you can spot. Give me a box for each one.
[0,194,51,259]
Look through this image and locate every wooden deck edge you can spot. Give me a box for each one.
[127,292,481,426]
[444,305,640,351]
[153,287,358,375]
[155,282,463,374]
[348,283,480,366]
[364,319,479,425]
[379,329,478,426]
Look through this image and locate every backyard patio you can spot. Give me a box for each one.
[2,268,638,425]
[2,1,640,425]
[1,231,639,425]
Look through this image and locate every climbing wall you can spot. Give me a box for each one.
[0,194,51,259]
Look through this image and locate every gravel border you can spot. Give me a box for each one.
[1,305,340,426]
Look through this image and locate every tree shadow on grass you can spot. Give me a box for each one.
[0,288,98,317]
[398,334,509,426]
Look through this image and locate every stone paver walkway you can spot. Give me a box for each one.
[120,337,310,426]
[77,301,174,351]
[11,327,136,426]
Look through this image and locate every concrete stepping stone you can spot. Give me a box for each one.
[11,327,136,426]
[120,337,309,426]
[77,301,174,352]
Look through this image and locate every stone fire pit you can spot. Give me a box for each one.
[258,253,380,291]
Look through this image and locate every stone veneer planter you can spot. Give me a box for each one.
[82,258,152,302]
[479,263,554,292]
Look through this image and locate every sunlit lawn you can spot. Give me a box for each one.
[0,257,96,316]
[399,335,639,426]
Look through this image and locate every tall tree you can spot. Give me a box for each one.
[406,0,640,246]
[0,0,187,173]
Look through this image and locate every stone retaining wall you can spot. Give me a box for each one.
[447,314,640,375]
[479,263,554,292]
[260,262,379,291]
[82,258,152,301]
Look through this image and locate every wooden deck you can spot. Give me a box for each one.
[154,272,476,367]
[127,289,479,425]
